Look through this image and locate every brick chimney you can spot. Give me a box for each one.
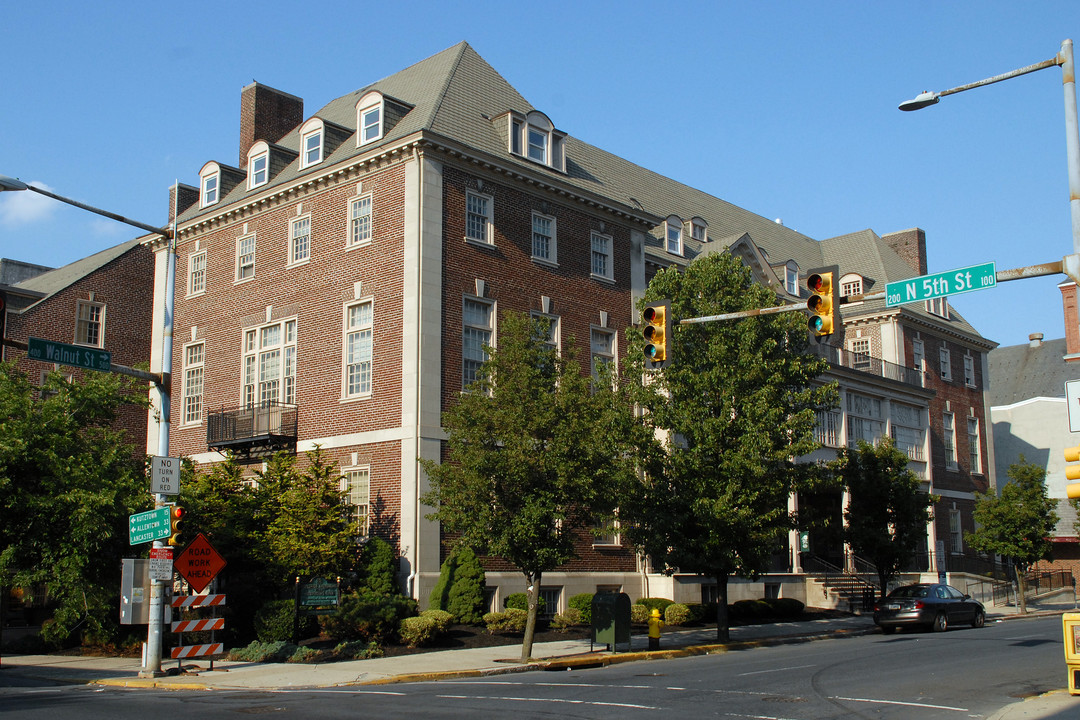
[168,183,199,222]
[239,82,304,166]
[1062,282,1080,358]
[882,228,928,276]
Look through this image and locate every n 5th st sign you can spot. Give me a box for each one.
[885,262,996,308]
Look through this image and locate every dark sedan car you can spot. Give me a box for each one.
[873,583,985,633]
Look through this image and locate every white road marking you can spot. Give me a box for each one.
[737,664,817,676]
[831,695,969,712]
[437,694,659,709]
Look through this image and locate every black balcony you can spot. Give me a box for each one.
[207,401,298,459]
[810,343,925,388]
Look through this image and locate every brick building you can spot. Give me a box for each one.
[153,42,996,611]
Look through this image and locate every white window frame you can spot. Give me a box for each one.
[968,416,981,473]
[963,355,975,387]
[301,128,323,168]
[531,211,557,264]
[943,411,958,470]
[690,218,707,243]
[249,151,268,189]
[841,278,862,297]
[531,311,560,355]
[590,326,616,381]
[289,215,311,266]
[785,265,799,296]
[527,125,549,164]
[75,299,105,347]
[348,193,374,247]
[201,171,219,208]
[846,392,884,447]
[592,517,620,546]
[927,296,949,319]
[343,299,374,399]
[342,466,371,536]
[939,346,952,381]
[182,341,205,426]
[463,296,494,390]
[591,231,614,281]
[187,250,207,297]
[814,409,842,447]
[236,234,256,282]
[849,338,871,371]
[242,318,297,408]
[949,507,963,553]
[360,104,382,145]
[465,190,493,245]
[666,219,683,256]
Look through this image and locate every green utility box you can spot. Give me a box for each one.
[591,592,631,652]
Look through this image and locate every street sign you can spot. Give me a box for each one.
[149,547,173,581]
[1067,380,1080,433]
[129,507,172,545]
[27,336,111,372]
[885,262,996,308]
[151,455,181,495]
[174,533,227,594]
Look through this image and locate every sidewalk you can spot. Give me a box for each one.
[2,600,1078,718]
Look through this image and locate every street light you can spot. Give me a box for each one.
[0,173,177,677]
[899,39,1080,272]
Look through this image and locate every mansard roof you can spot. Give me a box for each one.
[988,337,1071,406]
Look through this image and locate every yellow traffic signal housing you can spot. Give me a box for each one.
[1066,446,1080,499]
[806,270,838,337]
[168,505,185,546]
[642,299,672,369]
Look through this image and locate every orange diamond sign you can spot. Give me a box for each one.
[174,533,227,593]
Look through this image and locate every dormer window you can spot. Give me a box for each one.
[249,146,269,189]
[357,91,385,146]
[528,126,548,163]
[299,118,326,168]
[506,110,566,172]
[690,217,708,243]
[785,264,799,296]
[199,163,220,208]
[665,216,683,255]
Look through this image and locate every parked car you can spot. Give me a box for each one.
[873,583,985,633]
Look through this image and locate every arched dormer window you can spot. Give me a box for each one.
[199,162,221,208]
[247,141,270,190]
[665,215,684,256]
[784,261,799,296]
[690,217,708,243]
[839,273,864,299]
[299,118,325,168]
[356,91,384,146]
[507,110,566,172]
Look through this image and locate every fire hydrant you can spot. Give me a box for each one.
[648,608,664,650]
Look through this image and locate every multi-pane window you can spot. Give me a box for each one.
[591,232,613,280]
[943,412,958,469]
[531,212,556,262]
[814,409,842,447]
[785,266,799,296]
[850,338,871,371]
[690,219,707,243]
[963,355,975,387]
[75,300,104,347]
[290,216,311,265]
[846,393,884,447]
[188,251,206,295]
[250,152,268,188]
[202,173,218,206]
[890,403,926,461]
[349,194,373,247]
[342,467,370,535]
[527,126,548,163]
[593,518,620,546]
[242,319,296,407]
[939,346,952,381]
[236,235,256,281]
[302,129,322,167]
[538,587,561,620]
[967,417,981,473]
[465,191,492,244]
[361,105,381,144]
[841,279,862,297]
[344,301,373,397]
[666,221,682,255]
[927,297,949,319]
[912,338,925,387]
[949,508,963,553]
[462,298,493,389]
[591,327,616,381]
[182,343,205,425]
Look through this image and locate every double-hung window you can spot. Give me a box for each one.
[963,355,975,387]
[939,346,952,381]
[236,234,256,281]
[349,194,373,247]
[465,191,492,244]
[242,319,296,407]
[75,300,104,347]
[666,221,682,255]
[527,126,548,163]
[943,412,958,469]
[302,129,323,167]
[201,173,218,207]
[591,327,616,381]
[591,232,613,281]
[361,105,381,144]
[250,152,268,188]
[967,417,981,473]
[531,212,556,263]
[462,298,493,389]
[182,342,205,425]
[344,301,373,398]
[188,251,206,296]
[785,266,799,296]
[290,216,311,265]
[850,338,871,371]
[342,467,370,535]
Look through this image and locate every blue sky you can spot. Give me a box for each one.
[2,1,1078,349]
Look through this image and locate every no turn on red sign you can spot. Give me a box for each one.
[174,533,227,593]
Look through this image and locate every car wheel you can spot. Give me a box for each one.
[932,612,948,632]
[880,626,896,635]
[972,610,985,628]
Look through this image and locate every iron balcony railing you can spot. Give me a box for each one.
[810,343,925,388]
[207,401,298,451]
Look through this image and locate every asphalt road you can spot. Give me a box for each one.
[0,615,1066,719]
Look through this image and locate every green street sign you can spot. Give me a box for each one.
[129,507,171,545]
[27,336,112,372]
[885,262,996,308]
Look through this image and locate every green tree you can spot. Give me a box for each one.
[618,252,837,642]
[429,545,486,624]
[837,438,936,598]
[421,311,640,660]
[967,456,1059,614]
[0,364,148,645]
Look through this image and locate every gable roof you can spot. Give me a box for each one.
[12,237,146,303]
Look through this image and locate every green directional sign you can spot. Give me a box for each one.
[27,336,111,372]
[129,507,172,545]
[885,262,996,308]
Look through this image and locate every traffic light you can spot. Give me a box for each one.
[168,505,185,546]
[1066,445,1080,499]
[642,299,672,369]
[806,270,838,337]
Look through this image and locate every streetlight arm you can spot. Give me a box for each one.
[0,173,171,239]
[899,55,1060,111]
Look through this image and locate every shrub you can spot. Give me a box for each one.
[321,591,417,643]
[550,607,585,630]
[630,604,650,624]
[483,608,528,633]
[664,603,691,626]
[289,645,319,663]
[638,597,674,615]
[254,599,317,643]
[685,602,717,623]
[333,640,384,660]
[399,615,439,648]
[568,593,594,625]
[504,592,546,616]
[429,546,487,625]
[356,537,400,596]
[227,640,296,663]
[771,598,805,618]
[420,608,454,632]
[729,599,771,622]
